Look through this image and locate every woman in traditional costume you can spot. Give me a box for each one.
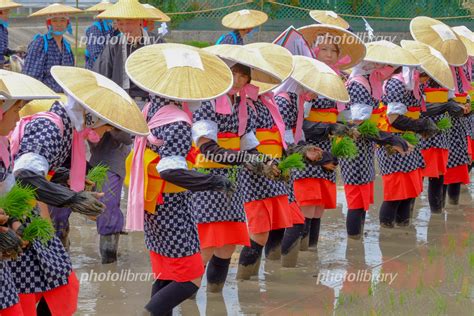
[125,43,235,314]
[0,0,22,69]
[8,66,147,315]
[22,4,81,92]
[0,70,57,316]
[411,17,472,205]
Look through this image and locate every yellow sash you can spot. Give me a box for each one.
[256,127,283,158]
[307,108,338,123]
[193,134,241,169]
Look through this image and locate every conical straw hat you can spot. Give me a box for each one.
[297,24,365,69]
[97,0,162,20]
[364,40,419,66]
[20,94,67,117]
[245,42,294,94]
[0,0,21,10]
[452,26,474,57]
[309,10,350,30]
[50,66,149,136]
[410,16,468,66]
[293,56,349,102]
[0,70,58,100]
[86,0,114,13]
[204,44,282,85]
[142,3,170,22]
[29,3,83,18]
[221,9,268,30]
[400,40,454,90]
[126,43,233,101]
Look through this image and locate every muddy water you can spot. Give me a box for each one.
[69,176,474,315]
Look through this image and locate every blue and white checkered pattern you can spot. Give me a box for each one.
[8,223,72,293]
[0,25,8,64]
[218,31,243,45]
[239,99,289,203]
[191,100,247,224]
[85,21,114,70]
[275,92,298,130]
[23,35,75,93]
[143,96,201,257]
[420,113,449,150]
[446,116,471,168]
[296,97,337,182]
[15,103,73,170]
[347,79,378,110]
[376,78,425,175]
[0,261,19,309]
[0,142,11,183]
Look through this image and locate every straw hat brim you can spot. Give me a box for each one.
[98,0,163,20]
[309,10,350,30]
[50,66,149,136]
[126,43,233,102]
[410,16,468,66]
[0,70,58,100]
[297,24,366,69]
[400,40,455,90]
[0,1,22,10]
[221,9,268,30]
[29,4,83,17]
[364,40,419,67]
[85,2,114,13]
[245,43,294,95]
[143,4,171,22]
[294,55,349,102]
[20,94,67,117]
[452,26,474,57]
[204,44,282,85]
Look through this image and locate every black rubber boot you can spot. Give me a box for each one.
[281,224,304,268]
[346,209,365,239]
[206,255,231,293]
[308,218,321,248]
[99,233,119,264]
[447,183,461,205]
[379,200,401,228]
[428,176,444,213]
[236,240,263,280]
[264,229,285,260]
[300,218,311,251]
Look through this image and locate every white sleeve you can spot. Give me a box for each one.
[191,120,218,145]
[240,132,260,151]
[386,102,407,116]
[156,156,188,173]
[284,129,295,145]
[350,103,374,121]
[13,153,50,177]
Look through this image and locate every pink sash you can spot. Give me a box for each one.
[126,102,192,232]
[259,92,287,149]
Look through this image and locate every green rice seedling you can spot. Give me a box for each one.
[331,136,358,159]
[278,153,305,178]
[436,117,452,131]
[21,217,55,245]
[358,120,380,138]
[0,184,36,221]
[401,132,419,146]
[86,164,110,192]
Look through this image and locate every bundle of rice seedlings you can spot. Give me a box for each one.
[402,132,420,146]
[86,164,110,192]
[331,137,358,159]
[277,153,305,178]
[436,117,452,131]
[227,166,239,184]
[0,185,36,221]
[21,217,55,245]
[357,120,380,138]
[196,168,211,175]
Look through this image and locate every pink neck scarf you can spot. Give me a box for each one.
[126,102,192,232]
[276,91,312,144]
[370,66,396,100]
[221,84,259,136]
[0,136,10,170]
[450,63,473,93]
[259,92,288,149]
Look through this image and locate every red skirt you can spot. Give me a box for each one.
[421,148,449,178]
[293,178,337,209]
[382,169,423,201]
[468,136,472,159]
[344,182,374,211]
[149,251,204,282]
[197,221,250,249]
[444,164,470,185]
[18,271,79,316]
[244,195,292,235]
[0,303,24,316]
[289,201,305,225]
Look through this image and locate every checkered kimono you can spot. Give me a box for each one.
[85,20,114,70]
[8,102,73,293]
[275,92,302,203]
[217,30,243,45]
[190,99,248,224]
[0,25,8,65]
[0,142,20,309]
[238,99,289,203]
[296,97,337,182]
[420,81,449,151]
[143,96,200,258]
[376,77,425,176]
[339,80,377,185]
[23,35,74,93]
[445,67,471,168]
